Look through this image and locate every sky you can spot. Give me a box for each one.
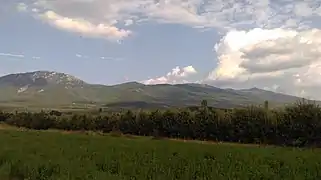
[2,0,321,99]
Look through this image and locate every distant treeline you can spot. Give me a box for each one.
[1,100,321,148]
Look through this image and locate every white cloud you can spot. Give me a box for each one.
[20,0,321,37]
[0,53,24,58]
[75,54,83,58]
[124,19,134,26]
[31,8,39,13]
[196,0,321,100]
[76,54,91,59]
[16,3,28,12]
[40,11,131,41]
[205,28,321,99]
[32,56,41,59]
[142,66,197,84]
[100,56,123,61]
[0,53,42,60]
[74,55,123,60]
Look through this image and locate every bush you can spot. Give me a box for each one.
[2,100,321,147]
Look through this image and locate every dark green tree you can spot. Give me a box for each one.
[201,99,208,107]
[264,100,269,110]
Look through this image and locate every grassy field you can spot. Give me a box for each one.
[0,130,320,180]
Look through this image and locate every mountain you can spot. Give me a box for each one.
[0,71,310,110]
[0,71,86,87]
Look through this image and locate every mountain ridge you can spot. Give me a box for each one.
[0,71,86,88]
[0,71,312,109]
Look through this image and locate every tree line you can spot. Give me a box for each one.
[1,100,321,147]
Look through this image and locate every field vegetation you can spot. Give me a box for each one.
[0,100,321,179]
[0,129,321,179]
[1,99,321,148]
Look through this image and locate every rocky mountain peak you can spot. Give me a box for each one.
[0,71,86,87]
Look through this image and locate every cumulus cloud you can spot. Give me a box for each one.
[142,66,197,84]
[40,11,131,41]
[205,28,321,99]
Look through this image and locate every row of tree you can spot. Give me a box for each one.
[1,100,321,147]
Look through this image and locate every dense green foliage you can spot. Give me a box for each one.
[0,130,321,180]
[1,100,321,147]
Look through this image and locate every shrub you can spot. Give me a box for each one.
[3,100,321,147]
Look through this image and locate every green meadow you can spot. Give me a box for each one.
[0,129,320,180]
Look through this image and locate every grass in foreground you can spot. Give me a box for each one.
[0,130,320,180]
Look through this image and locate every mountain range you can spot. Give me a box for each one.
[0,71,311,110]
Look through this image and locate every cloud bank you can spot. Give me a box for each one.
[205,28,321,99]
[142,66,197,84]
[201,0,321,100]
[19,0,321,40]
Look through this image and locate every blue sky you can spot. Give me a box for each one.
[2,0,321,99]
[1,1,218,85]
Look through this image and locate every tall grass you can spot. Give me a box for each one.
[0,130,320,179]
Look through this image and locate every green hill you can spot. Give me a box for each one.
[0,71,309,110]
